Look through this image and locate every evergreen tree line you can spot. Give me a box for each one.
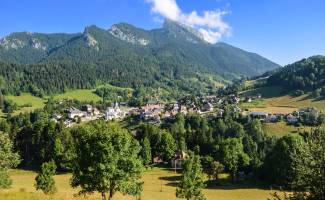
[0,59,216,99]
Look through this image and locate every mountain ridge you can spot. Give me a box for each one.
[0,20,281,81]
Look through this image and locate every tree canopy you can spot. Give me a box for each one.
[70,121,144,200]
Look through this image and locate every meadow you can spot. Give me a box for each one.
[3,90,102,116]
[262,122,312,137]
[0,167,279,200]
[240,87,325,114]
[5,93,46,115]
[52,89,102,102]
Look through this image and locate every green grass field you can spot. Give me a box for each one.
[3,90,102,116]
[263,122,311,137]
[53,89,101,102]
[0,168,279,200]
[5,93,45,115]
[240,87,325,114]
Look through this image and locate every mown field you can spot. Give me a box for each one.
[3,90,102,116]
[0,168,279,200]
[262,122,312,137]
[5,93,46,115]
[240,87,325,114]
[52,89,102,102]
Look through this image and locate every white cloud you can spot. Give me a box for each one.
[145,0,231,43]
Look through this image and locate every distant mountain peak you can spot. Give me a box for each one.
[0,22,280,79]
[108,23,150,46]
[83,26,99,50]
[162,19,205,44]
[0,37,26,50]
[0,32,47,51]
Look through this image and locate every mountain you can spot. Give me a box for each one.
[0,20,281,97]
[0,20,280,77]
[0,32,78,63]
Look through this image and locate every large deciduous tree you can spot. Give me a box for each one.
[176,151,206,200]
[269,126,325,200]
[219,138,250,181]
[71,121,144,200]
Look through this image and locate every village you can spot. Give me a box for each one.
[52,92,320,128]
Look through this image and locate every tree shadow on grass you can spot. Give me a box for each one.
[312,96,325,101]
[204,179,272,191]
[159,175,181,187]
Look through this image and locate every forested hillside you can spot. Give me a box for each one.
[267,56,325,96]
[0,20,280,97]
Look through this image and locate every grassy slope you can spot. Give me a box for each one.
[5,93,45,115]
[240,87,325,114]
[52,89,101,102]
[263,122,312,138]
[4,90,102,114]
[241,86,321,137]
[1,168,279,200]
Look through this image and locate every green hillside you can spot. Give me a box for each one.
[0,20,280,97]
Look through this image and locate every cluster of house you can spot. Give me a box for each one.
[286,108,319,124]
[247,107,319,125]
[56,93,249,127]
[105,102,126,120]
[60,105,102,126]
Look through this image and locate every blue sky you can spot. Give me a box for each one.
[0,0,324,66]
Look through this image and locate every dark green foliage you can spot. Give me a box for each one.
[140,137,152,167]
[201,155,224,181]
[35,161,57,194]
[267,56,325,94]
[13,111,74,170]
[71,121,144,200]
[176,151,206,200]
[289,127,325,199]
[218,138,250,181]
[95,86,132,103]
[268,126,325,200]
[137,124,176,161]
[260,134,305,186]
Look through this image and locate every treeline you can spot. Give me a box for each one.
[0,59,215,100]
[267,56,325,96]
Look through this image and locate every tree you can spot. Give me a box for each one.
[268,127,325,200]
[211,161,225,181]
[246,119,265,143]
[261,134,304,186]
[140,137,152,167]
[0,133,20,189]
[201,156,225,182]
[176,151,206,200]
[289,127,325,199]
[219,138,250,181]
[35,161,57,194]
[71,121,144,200]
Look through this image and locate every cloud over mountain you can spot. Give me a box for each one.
[145,0,231,43]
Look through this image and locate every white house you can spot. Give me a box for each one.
[105,106,125,120]
[67,108,86,119]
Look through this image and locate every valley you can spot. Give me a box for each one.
[0,3,324,199]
